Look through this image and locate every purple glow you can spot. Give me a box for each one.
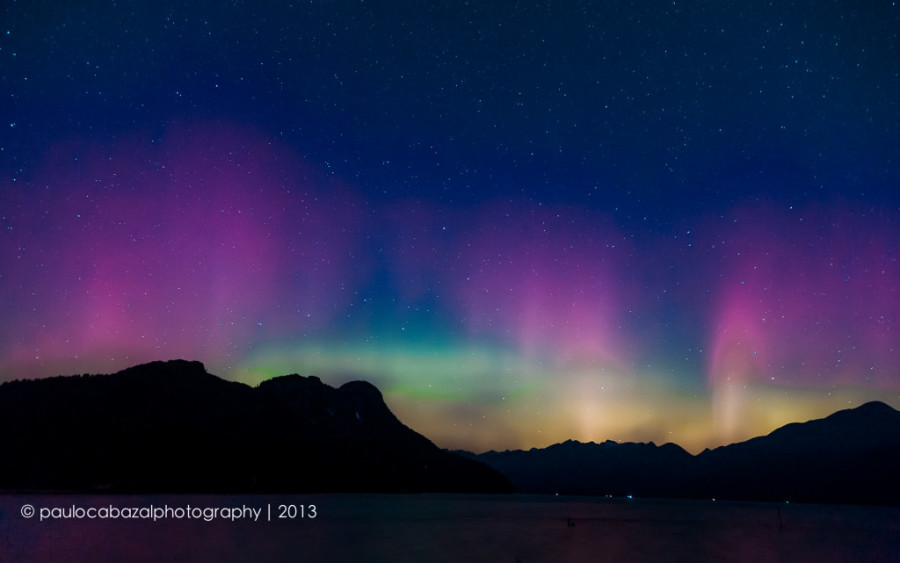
[708,203,899,388]
[1,123,370,377]
[452,202,638,369]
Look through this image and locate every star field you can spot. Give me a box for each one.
[1,1,898,452]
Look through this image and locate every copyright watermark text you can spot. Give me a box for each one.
[19,503,317,522]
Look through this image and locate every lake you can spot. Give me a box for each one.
[2,493,899,561]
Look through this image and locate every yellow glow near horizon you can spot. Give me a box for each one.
[219,339,900,454]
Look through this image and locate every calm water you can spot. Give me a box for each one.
[2,493,899,562]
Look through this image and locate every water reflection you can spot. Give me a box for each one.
[2,494,898,562]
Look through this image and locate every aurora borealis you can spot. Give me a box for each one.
[1,1,898,453]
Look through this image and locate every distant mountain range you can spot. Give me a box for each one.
[461,401,900,505]
[3,360,898,504]
[0,360,511,493]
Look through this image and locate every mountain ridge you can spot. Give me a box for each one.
[4,360,898,504]
[0,359,512,494]
[462,400,900,505]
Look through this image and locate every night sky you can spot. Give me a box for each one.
[2,1,898,453]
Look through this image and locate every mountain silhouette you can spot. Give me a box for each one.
[0,360,512,494]
[692,400,900,504]
[464,401,900,505]
[460,440,694,498]
[4,360,898,503]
